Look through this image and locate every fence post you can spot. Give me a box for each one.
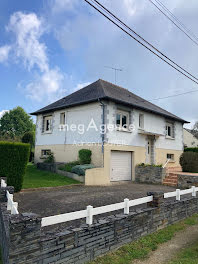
[7,193,13,210]
[192,186,196,197]
[86,205,93,225]
[124,198,129,214]
[147,191,164,208]
[176,189,180,201]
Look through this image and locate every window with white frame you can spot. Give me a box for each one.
[167,153,174,161]
[42,115,52,133]
[139,113,144,129]
[41,149,51,157]
[165,122,174,138]
[116,110,129,130]
[60,112,65,125]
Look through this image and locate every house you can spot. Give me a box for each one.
[183,128,198,148]
[31,79,188,185]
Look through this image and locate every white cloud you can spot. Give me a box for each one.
[51,0,78,13]
[26,68,65,102]
[7,12,48,72]
[73,82,91,92]
[0,45,11,63]
[0,110,9,119]
[4,11,68,102]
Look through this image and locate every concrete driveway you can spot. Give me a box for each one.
[15,183,175,227]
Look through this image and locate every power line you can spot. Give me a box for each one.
[154,0,198,42]
[92,0,198,82]
[148,0,198,47]
[149,88,198,101]
[84,0,198,88]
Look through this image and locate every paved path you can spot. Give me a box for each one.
[133,224,198,264]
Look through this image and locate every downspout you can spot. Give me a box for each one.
[99,99,105,166]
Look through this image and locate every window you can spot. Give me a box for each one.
[167,153,174,161]
[166,122,174,138]
[41,149,51,157]
[42,115,52,133]
[116,111,129,130]
[139,114,144,129]
[60,112,65,125]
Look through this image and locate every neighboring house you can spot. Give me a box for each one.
[183,128,198,148]
[31,79,188,185]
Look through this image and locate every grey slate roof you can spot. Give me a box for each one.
[31,79,188,123]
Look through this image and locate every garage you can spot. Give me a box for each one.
[110,151,132,181]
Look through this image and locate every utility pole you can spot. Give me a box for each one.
[105,66,123,84]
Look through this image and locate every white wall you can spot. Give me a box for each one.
[35,100,184,151]
[106,102,183,151]
[183,129,198,147]
[35,102,102,146]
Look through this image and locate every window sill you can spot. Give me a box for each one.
[116,127,132,133]
[42,131,52,135]
[169,160,175,163]
[165,136,175,140]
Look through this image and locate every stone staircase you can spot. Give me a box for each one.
[162,166,182,187]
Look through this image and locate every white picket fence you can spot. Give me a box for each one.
[1,178,198,226]
[1,179,19,215]
[42,186,198,227]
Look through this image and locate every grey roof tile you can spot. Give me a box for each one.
[31,79,188,123]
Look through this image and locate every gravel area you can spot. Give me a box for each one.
[14,183,176,231]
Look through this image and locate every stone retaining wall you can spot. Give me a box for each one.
[135,166,166,184]
[178,174,198,189]
[1,185,198,263]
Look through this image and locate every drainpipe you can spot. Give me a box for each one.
[99,99,105,166]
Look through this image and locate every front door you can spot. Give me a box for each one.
[147,138,155,164]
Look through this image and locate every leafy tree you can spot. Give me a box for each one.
[192,122,198,139]
[21,131,35,149]
[0,106,35,138]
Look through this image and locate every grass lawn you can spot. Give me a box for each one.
[22,163,80,189]
[90,214,198,264]
[168,239,198,264]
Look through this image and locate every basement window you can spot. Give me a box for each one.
[41,149,51,158]
[167,153,174,161]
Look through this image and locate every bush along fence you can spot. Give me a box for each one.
[1,180,198,264]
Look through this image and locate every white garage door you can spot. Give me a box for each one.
[111,151,132,181]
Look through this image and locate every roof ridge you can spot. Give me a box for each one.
[99,79,130,93]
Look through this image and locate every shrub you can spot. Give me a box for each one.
[137,163,163,168]
[21,131,35,147]
[0,141,30,192]
[63,161,80,172]
[184,148,198,153]
[71,164,94,176]
[79,149,92,164]
[44,153,55,163]
[180,152,198,173]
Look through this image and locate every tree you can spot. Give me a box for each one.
[192,122,198,139]
[21,131,35,148]
[0,106,35,138]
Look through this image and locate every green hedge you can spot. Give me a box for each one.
[79,149,92,164]
[59,161,80,172]
[180,152,198,173]
[0,141,30,192]
[184,148,198,153]
[71,164,94,176]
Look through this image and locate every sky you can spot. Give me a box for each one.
[0,0,198,128]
